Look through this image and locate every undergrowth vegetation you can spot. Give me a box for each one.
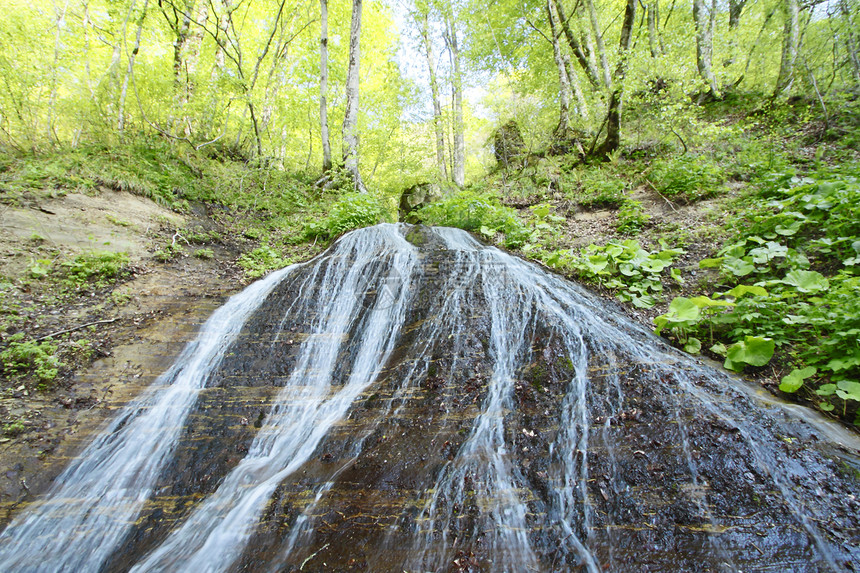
[416,95,860,425]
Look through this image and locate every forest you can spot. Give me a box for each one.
[0,0,859,441]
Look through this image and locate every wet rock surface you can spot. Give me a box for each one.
[1,224,858,572]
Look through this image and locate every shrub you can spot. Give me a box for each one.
[649,155,725,201]
[304,193,391,240]
[1,334,62,386]
[237,245,292,279]
[61,251,130,287]
[415,190,532,247]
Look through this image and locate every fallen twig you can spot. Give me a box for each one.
[643,177,679,212]
[34,318,119,341]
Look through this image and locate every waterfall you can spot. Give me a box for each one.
[0,223,857,572]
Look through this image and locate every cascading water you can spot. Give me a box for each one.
[0,223,857,572]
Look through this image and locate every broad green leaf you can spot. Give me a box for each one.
[723,357,743,372]
[781,270,829,293]
[820,402,835,412]
[699,258,723,269]
[726,336,775,367]
[631,294,657,309]
[653,297,700,334]
[826,352,860,372]
[689,295,734,309]
[775,220,803,236]
[666,297,700,320]
[684,337,702,354]
[531,204,550,218]
[710,342,727,357]
[779,366,817,393]
[641,258,670,273]
[836,381,860,402]
[670,268,684,284]
[816,384,837,396]
[722,284,768,299]
[722,257,756,277]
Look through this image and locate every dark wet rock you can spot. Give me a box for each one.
[1,224,859,573]
[399,183,444,224]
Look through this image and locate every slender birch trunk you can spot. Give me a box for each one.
[555,0,601,88]
[774,0,799,98]
[443,9,464,187]
[693,0,719,97]
[343,0,366,191]
[118,0,149,133]
[584,0,613,89]
[547,0,571,134]
[320,0,332,172]
[419,11,448,181]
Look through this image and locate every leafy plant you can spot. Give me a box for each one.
[616,198,650,233]
[561,166,626,208]
[1,333,62,386]
[544,240,684,309]
[304,193,392,240]
[60,251,129,287]
[237,245,293,279]
[416,190,532,248]
[649,155,726,201]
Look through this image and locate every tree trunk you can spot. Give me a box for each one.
[774,0,799,98]
[118,0,149,133]
[547,0,571,134]
[320,0,332,172]
[48,0,71,143]
[594,0,635,158]
[444,9,465,188]
[178,1,207,137]
[841,0,860,86]
[565,53,589,122]
[419,11,447,181]
[646,0,663,57]
[584,0,613,89]
[343,0,365,191]
[693,0,719,97]
[555,0,601,88]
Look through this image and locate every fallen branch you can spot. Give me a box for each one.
[643,177,679,212]
[35,318,118,342]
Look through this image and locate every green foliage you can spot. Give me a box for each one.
[649,155,726,201]
[60,251,129,287]
[724,336,776,372]
[237,246,293,279]
[154,244,183,263]
[543,240,684,309]
[561,167,626,208]
[415,190,532,248]
[655,166,860,420]
[303,193,393,241]
[780,366,817,393]
[194,248,214,260]
[616,199,650,233]
[1,333,62,386]
[2,420,27,437]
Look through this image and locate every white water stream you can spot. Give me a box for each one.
[0,224,855,572]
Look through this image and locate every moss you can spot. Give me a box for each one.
[405,226,428,247]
